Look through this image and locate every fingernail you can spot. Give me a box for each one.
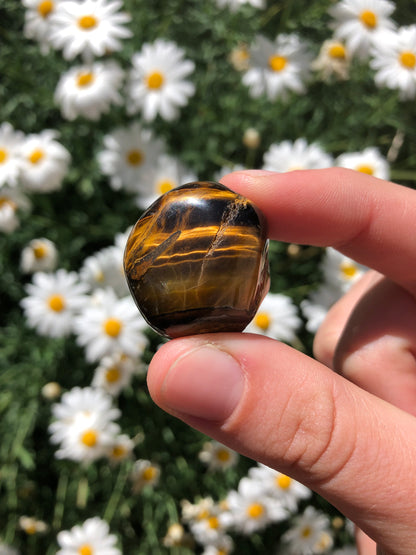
[161,344,244,421]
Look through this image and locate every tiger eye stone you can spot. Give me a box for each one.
[123,181,270,339]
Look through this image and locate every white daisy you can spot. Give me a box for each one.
[0,122,24,188]
[0,187,31,233]
[201,536,234,555]
[0,544,20,555]
[79,245,128,297]
[300,284,342,333]
[336,146,390,179]
[181,497,216,524]
[21,269,88,337]
[73,288,148,363]
[20,237,58,273]
[215,0,265,10]
[135,154,197,208]
[282,506,331,555]
[199,440,239,471]
[222,477,287,534]
[19,130,71,192]
[22,0,63,55]
[49,0,132,61]
[92,352,142,395]
[242,34,313,101]
[130,459,161,493]
[371,25,416,100]
[18,516,48,535]
[106,433,135,464]
[311,39,351,81]
[248,464,311,512]
[126,39,195,121]
[263,138,333,172]
[329,0,396,58]
[163,523,193,549]
[245,292,302,343]
[56,516,121,555]
[55,61,124,121]
[97,122,165,193]
[189,511,230,548]
[49,386,121,463]
[321,247,368,294]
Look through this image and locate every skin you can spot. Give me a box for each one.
[147,168,416,555]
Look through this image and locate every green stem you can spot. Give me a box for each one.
[103,466,127,523]
[53,471,69,530]
[76,475,89,509]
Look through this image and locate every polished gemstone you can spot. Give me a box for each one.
[124,181,270,338]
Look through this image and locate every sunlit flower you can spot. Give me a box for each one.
[215,0,265,10]
[0,187,31,233]
[199,440,239,471]
[55,61,124,121]
[92,352,143,395]
[49,386,121,462]
[242,34,313,101]
[282,506,331,555]
[329,0,396,58]
[106,433,135,464]
[73,288,148,363]
[222,477,287,534]
[0,122,24,188]
[130,459,161,493]
[21,269,88,337]
[201,536,234,555]
[245,292,302,343]
[98,122,165,192]
[371,25,416,100]
[56,516,121,555]
[19,129,70,192]
[163,523,194,549]
[242,127,261,149]
[49,0,132,61]
[262,138,333,172]
[41,381,62,400]
[135,154,197,208]
[248,464,311,512]
[312,39,351,81]
[321,247,368,294]
[127,39,195,121]
[181,497,216,524]
[22,0,63,54]
[19,516,48,535]
[20,237,58,273]
[336,146,390,179]
[229,43,251,71]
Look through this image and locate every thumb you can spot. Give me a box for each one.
[147,333,416,555]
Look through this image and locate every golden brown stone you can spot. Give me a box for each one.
[123,181,269,338]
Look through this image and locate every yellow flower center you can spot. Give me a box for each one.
[81,429,98,447]
[103,317,122,337]
[301,525,312,538]
[112,444,127,458]
[37,0,53,18]
[33,244,48,259]
[78,15,97,30]
[25,523,37,535]
[28,148,45,165]
[269,55,287,72]
[246,502,264,519]
[208,516,220,529]
[340,261,358,279]
[0,148,8,163]
[146,71,164,89]
[328,43,346,59]
[77,71,94,88]
[48,294,65,312]
[0,196,16,210]
[276,474,292,489]
[143,466,157,481]
[126,149,144,166]
[216,448,231,462]
[105,366,121,383]
[157,180,175,195]
[254,312,271,331]
[360,10,377,29]
[78,544,93,555]
[356,164,374,175]
[400,51,416,69]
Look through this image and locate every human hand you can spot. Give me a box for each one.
[147,168,416,555]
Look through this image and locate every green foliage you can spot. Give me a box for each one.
[0,0,415,553]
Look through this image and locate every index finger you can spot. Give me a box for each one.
[221,168,416,296]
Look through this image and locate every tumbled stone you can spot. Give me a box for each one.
[123,181,270,338]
